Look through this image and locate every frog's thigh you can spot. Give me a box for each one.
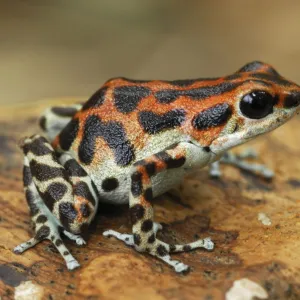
[104,142,214,273]
[14,135,98,269]
[39,103,82,141]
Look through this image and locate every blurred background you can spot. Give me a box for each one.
[1,0,300,105]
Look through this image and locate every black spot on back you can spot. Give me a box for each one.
[51,106,78,117]
[138,109,186,134]
[114,85,151,113]
[59,118,80,151]
[167,79,198,86]
[185,82,242,100]
[192,103,232,130]
[155,90,180,103]
[170,77,222,86]
[81,87,108,111]
[155,82,241,103]
[78,115,135,166]
[102,178,119,192]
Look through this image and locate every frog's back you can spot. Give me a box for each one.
[52,75,238,171]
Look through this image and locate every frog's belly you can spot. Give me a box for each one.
[93,168,186,205]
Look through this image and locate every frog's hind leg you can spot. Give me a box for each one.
[103,143,214,273]
[14,156,80,270]
[14,135,98,270]
[39,104,83,142]
[209,149,274,180]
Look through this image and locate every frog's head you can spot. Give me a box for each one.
[209,61,300,155]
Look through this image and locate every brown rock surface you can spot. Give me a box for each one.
[0,99,300,299]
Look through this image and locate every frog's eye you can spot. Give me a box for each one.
[239,91,275,119]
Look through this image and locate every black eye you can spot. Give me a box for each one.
[240,91,275,119]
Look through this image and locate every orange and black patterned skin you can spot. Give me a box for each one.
[14,61,300,272]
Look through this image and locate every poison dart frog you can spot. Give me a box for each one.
[13,61,300,273]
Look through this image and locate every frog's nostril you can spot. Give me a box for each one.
[284,92,300,108]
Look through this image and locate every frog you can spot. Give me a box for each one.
[13,61,300,273]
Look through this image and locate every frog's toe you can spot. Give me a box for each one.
[75,237,86,246]
[209,161,222,178]
[104,229,214,273]
[157,250,190,273]
[261,168,275,179]
[153,222,163,233]
[216,150,274,180]
[203,237,214,250]
[174,261,190,273]
[67,259,81,271]
[13,237,40,254]
[63,230,86,246]
[103,230,134,246]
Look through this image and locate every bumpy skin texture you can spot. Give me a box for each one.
[14,61,300,272]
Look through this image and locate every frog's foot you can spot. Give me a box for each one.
[14,237,40,254]
[13,213,80,271]
[63,230,86,246]
[103,221,162,243]
[210,148,274,180]
[109,144,216,273]
[103,229,214,273]
[14,225,80,271]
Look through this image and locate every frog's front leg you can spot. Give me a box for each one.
[103,143,214,273]
[209,149,274,180]
[14,135,98,270]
